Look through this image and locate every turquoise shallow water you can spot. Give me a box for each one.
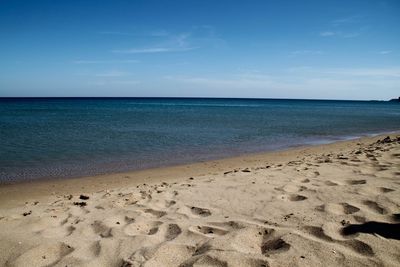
[1,98,399,182]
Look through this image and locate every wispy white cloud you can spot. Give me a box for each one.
[105,27,223,54]
[112,46,198,54]
[190,25,227,49]
[290,66,400,77]
[320,31,336,37]
[99,30,170,37]
[88,80,140,86]
[164,75,277,89]
[320,15,366,38]
[319,30,361,38]
[341,32,361,38]
[149,30,169,37]
[331,15,362,26]
[112,33,199,54]
[73,59,139,64]
[112,80,140,85]
[290,50,324,56]
[322,68,400,77]
[378,50,392,55]
[164,66,400,100]
[94,71,129,77]
[98,31,135,36]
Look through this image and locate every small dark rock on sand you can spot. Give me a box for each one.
[377,136,400,144]
[283,213,294,221]
[23,211,32,216]
[378,136,392,144]
[341,219,350,226]
[73,202,87,207]
[79,195,89,200]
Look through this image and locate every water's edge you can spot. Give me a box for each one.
[1,129,398,186]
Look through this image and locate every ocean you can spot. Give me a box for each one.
[1,97,399,183]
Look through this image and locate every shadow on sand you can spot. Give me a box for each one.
[342,220,400,240]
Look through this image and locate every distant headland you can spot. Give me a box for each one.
[389,97,400,102]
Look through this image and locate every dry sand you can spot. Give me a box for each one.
[0,134,399,267]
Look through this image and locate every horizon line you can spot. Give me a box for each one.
[0,96,396,102]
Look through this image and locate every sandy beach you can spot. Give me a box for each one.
[0,133,399,267]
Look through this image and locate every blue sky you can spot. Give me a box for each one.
[0,0,399,100]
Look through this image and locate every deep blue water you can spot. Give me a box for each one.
[1,98,399,183]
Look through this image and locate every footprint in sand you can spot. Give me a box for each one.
[279,194,308,201]
[143,208,167,218]
[190,206,212,217]
[375,164,391,171]
[324,180,339,186]
[65,225,76,236]
[275,184,307,193]
[124,215,135,223]
[261,237,291,254]
[209,220,246,230]
[91,220,113,238]
[124,221,163,236]
[378,187,395,193]
[182,254,231,267]
[343,239,374,256]
[353,215,367,223]
[341,203,361,214]
[164,200,177,208]
[164,223,182,241]
[189,225,229,236]
[187,224,287,266]
[318,203,360,215]
[40,222,76,238]
[124,243,196,267]
[11,242,74,266]
[305,225,374,256]
[223,224,291,256]
[362,200,388,215]
[391,152,400,159]
[88,240,102,257]
[305,225,334,242]
[288,194,308,201]
[346,179,367,185]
